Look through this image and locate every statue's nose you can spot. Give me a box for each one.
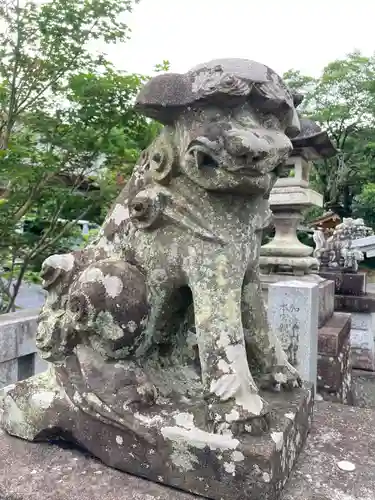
[223,130,271,163]
[223,129,292,169]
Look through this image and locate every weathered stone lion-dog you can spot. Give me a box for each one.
[1,59,303,444]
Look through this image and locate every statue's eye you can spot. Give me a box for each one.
[255,97,291,124]
[261,112,282,130]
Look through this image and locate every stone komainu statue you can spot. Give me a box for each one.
[1,59,312,498]
[316,217,373,272]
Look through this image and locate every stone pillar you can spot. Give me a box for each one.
[267,280,319,387]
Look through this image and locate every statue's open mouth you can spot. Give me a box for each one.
[187,143,270,178]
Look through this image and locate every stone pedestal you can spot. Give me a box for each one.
[1,377,313,500]
[329,288,375,371]
[317,221,375,371]
[3,401,375,500]
[317,312,353,403]
[267,281,318,386]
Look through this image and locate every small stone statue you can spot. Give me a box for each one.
[334,217,373,242]
[340,241,363,273]
[1,59,310,498]
[312,226,326,260]
[315,217,373,272]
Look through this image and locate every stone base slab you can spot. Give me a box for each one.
[0,427,197,500]
[1,383,313,500]
[259,256,318,275]
[2,402,375,500]
[317,312,353,404]
[351,347,375,371]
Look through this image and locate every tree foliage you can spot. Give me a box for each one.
[0,0,162,312]
[284,51,375,219]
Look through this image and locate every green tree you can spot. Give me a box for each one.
[0,0,161,312]
[352,183,375,227]
[284,51,375,217]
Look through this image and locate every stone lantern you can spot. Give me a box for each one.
[260,119,354,407]
[260,118,337,275]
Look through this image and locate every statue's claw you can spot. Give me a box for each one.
[257,359,302,391]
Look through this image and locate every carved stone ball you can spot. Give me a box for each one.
[67,259,149,354]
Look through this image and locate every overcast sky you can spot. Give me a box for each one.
[106,0,375,77]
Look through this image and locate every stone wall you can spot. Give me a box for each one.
[0,309,47,388]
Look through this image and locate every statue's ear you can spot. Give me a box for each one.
[293,93,304,108]
[149,134,178,186]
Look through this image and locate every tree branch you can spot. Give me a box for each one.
[14,17,100,117]
[2,0,22,149]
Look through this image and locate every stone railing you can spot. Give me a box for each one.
[352,234,375,258]
[0,309,47,389]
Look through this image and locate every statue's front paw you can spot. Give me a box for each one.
[209,373,244,402]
